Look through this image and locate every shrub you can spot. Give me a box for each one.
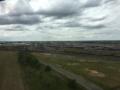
[18,51,41,69]
[45,65,52,72]
[68,79,79,90]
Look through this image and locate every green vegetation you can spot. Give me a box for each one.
[34,53,120,90]
[18,51,41,69]
[68,79,80,90]
[45,65,52,72]
[18,51,85,90]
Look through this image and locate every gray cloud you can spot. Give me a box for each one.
[0,14,40,25]
[84,0,102,8]
[89,16,107,22]
[0,0,40,25]
[64,21,81,28]
[0,0,120,41]
[81,24,106,29]
[103,0,119,4]
[64,21,105,29]
[38,0,80,18]
[10,0,33,15]
[0,0,105,25]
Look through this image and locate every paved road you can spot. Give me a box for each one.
[38,60,103,90]
[0,52,25,90]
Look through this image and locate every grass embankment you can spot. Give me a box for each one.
[18,51,85,90]
[34,53,120,90]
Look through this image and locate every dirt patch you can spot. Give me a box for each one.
[0,52,25,90]
[85,68,106,78]
[43,53,51,56]
[67,63,79,66]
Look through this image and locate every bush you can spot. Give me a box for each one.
[45,65,52,72]
[68,79,79,90]
[18,51,41,69]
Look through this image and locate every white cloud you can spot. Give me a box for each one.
[0,0,120,41]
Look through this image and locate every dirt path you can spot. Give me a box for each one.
[0,51,25,90]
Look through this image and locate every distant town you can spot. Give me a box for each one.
[0,41,120,57]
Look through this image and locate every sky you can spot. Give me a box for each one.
[0,0,120,41]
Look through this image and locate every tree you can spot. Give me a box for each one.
[45,65,52,72]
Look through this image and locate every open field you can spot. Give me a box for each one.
[34,53,120,90]
[0,51,86,90]
[18,51,86,90]
[0,40,120,90]
[0,51,24,90]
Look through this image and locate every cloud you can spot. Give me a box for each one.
[0,14,40,25]
[37,0,81,18]
[0,0,41,25]
[63,20,105,29]
[81,24,106,29]
[0,0,106,26]
[0,0,120,40]
[10,0,33,15]
[84,0,102,8]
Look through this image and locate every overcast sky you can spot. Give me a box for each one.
[0,0,120,41]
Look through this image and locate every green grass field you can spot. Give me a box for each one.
[34,53,120,90]
[0,50,119,90]
[0,51,86,90]
[18,52,86,90]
